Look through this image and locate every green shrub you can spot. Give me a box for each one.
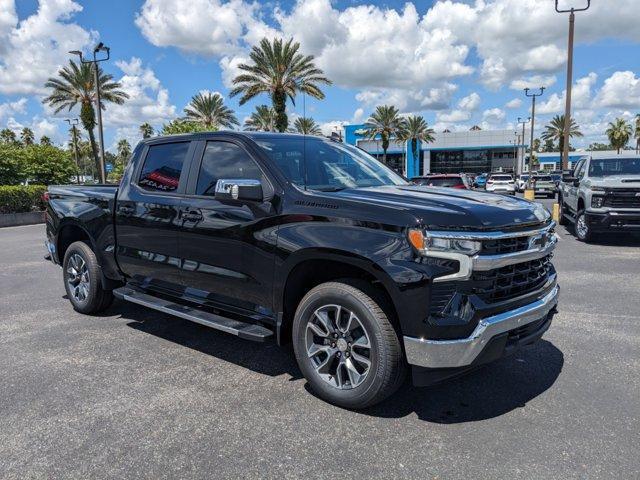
[0,143,77,185]
[0,185,47,214]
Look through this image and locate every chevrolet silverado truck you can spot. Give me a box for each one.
[559,154,640,241]
[44,132,559,409]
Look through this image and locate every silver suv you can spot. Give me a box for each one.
[559,155,640,241]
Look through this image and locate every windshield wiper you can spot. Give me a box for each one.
[313,186,348,192]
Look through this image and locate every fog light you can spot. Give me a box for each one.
[591,196,604,208]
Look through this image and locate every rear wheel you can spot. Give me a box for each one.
[63,241,113,314]
[292,280,405,409]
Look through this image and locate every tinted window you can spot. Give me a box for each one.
[534,175,552,181]
[196,141,263,196]
[138,142,190,192]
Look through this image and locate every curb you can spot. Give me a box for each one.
[0,211,45,228]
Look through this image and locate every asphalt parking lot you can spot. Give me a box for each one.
[1,205,639,479]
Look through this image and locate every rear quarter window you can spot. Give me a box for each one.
[138,142,190,192]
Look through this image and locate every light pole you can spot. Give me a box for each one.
[517,117,531,175]
[524,87,545,182]
[65,118,81,184]
[556,1,591,171]
[69,42,111,184]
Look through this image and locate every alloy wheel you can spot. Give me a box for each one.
[305,304,372,390]
[66,253,90,302]
[576,213,589,239]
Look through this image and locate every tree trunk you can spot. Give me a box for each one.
[382,134,389,166]
[272,89,288,133]
[412,138,418,176]
[80,102,101,176]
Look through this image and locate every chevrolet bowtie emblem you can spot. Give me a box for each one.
[530,233,548,249]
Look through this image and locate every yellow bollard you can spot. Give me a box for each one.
[524,189,535,201]
[552,203,560,222]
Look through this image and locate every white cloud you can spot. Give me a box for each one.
[509,75,557,91]
[505,98,522,109]
[134,0,268,56]
[595,71,640,109]
[482,107,506,124]
[537,72,598,114]
[0,97,27,120]
[104,57,176,128]
[458,92,481,111]
[0,0,94,95]
[436,109,471,123]
[5,115,61,143]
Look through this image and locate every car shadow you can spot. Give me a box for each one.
[107,299,562,423]
[362,340,564,423]
[114,300,304,380]
[558,226,640,247]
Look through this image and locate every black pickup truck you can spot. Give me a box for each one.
[45,132,559,408]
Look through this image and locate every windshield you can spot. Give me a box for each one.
[534,175,552,181]
[589,158,640,177]
[254,137,407,191]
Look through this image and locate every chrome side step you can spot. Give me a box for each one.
[113,286,273,342]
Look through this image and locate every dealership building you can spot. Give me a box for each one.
[344,124,602,177]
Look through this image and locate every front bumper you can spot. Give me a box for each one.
[586,210,640,231]
[404,284,559,369]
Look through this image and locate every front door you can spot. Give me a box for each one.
[115,140,195,292]
[177,139,278,317]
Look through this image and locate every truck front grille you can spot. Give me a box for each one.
[471,255,552,303]
[603,189,640,208]
[481,236,531,255]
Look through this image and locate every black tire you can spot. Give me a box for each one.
[574,209,593,242]
[292,280,405,409]
[62,241,113,314]
[558,197,569,226]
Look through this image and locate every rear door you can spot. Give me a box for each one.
[176,138,278,317]
[566,159,586,212]
[115,139,196,291]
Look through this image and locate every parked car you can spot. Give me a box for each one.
[559,154,640,241]
[516,174,530,192]
[473,173,488,189]
[531,174,557,198]
[44,132,559,409]
[412,174,470,189]
[550,172,562,190]
[486,173,516,195]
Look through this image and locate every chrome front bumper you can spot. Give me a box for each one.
[404,284,559,369]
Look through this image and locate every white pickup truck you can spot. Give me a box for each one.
[559,154,640,241]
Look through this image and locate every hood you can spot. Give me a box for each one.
[326,185,551,230]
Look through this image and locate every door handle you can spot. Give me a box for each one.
[182,210,203,222]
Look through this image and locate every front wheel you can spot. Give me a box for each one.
[575,210,593,242]
[63,241,113,314]
[292,281,405,409]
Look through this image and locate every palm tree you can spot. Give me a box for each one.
[139,122,154,139]
[397,115,435,176]
[183,92,239,130]
[117,139,131,163]
[634,114,640,154]
[0,128,18,145]
[230,37,332,132]
[43,60,128,174]
[292,117,322,135]
[20,127,34,146]
[363,105,405,165]
[39,136,52,146]
[542,114,583,153]
[606,118,632,154]
[243,105,277,132]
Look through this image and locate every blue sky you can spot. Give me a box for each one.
[1,0,639,152]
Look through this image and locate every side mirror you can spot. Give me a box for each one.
[214,179,263,202]
[572,179,580,187]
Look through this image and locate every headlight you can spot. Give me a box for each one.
[408,229,481,255]
[591,196,604,208]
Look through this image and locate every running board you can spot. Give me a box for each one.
[113,286,273,342]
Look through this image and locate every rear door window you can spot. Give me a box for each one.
[138,142,190,192]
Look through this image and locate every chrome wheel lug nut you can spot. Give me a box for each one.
[331,343,336,348]
[336,352,341,357]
